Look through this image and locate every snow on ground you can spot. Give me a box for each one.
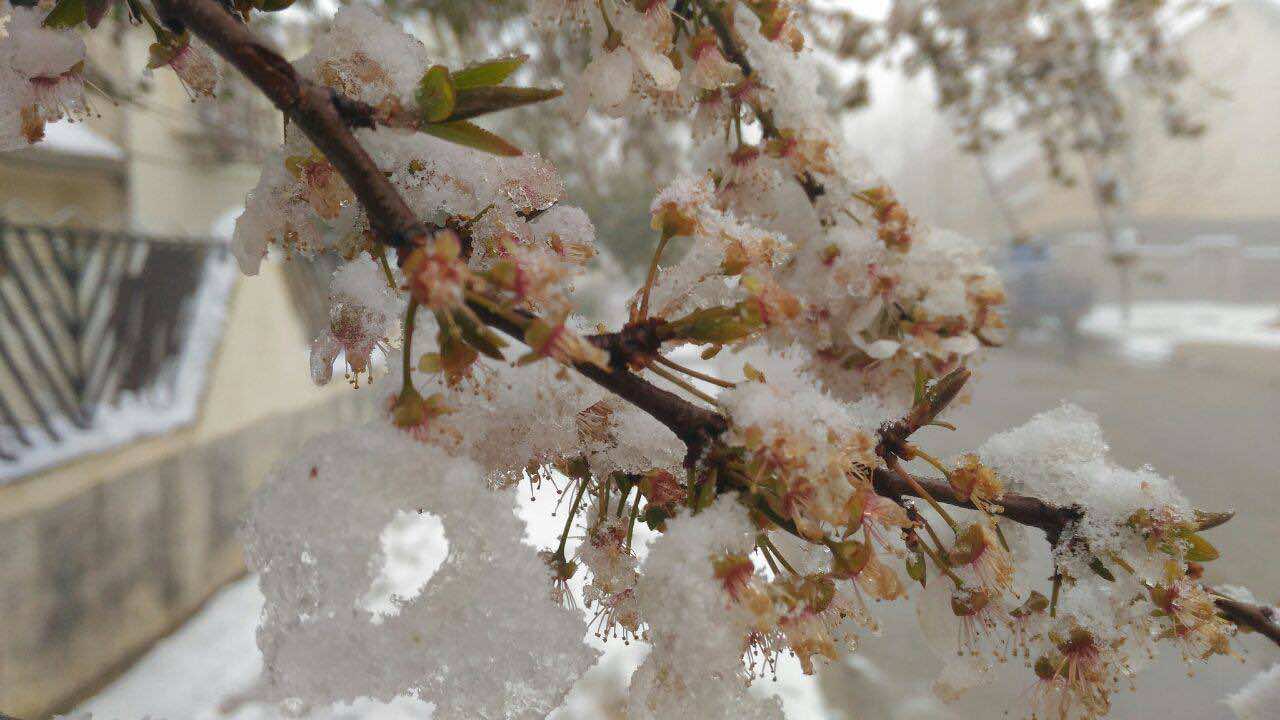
[1079,301,1280,365]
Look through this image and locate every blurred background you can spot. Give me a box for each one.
[0,0,1277,718]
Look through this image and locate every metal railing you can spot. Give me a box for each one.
[0,219,231,469]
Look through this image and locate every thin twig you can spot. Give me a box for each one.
[654,354,737,389]
[648,363,720,406]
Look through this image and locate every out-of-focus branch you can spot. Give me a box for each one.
[694,0,826,203]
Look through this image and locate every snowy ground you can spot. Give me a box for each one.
[1079,301,1280,365]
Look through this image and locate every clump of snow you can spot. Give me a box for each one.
[243,427,598,717]
[357,509,447,619]
[979,403,1190,571]
[630,496,783,720]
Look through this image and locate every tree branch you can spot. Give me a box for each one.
[695,0,826,203]
[871,466,1080,542]
[1215,595,1280,646]
[155,0,725,459]
[157,0,1280,651]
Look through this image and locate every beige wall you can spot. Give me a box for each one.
[0,264,356,719]
[0,19,356,719]
[0,160,127,230]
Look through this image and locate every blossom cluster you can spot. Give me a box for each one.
[3,2,1266,719]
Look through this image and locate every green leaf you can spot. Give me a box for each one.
[1183,533,1219,562]
[668,302,762,344]
[435,311,478,384]
[906,552,927,588]
[451,55,528,90]
[42,0,87,28]
[422,121,522,157]
[254,0,297,10]
[416,65,457,124]
[450,86,563,122]
[449,308,507,360]
[1087,556,1115,582]
[912,362,929,406]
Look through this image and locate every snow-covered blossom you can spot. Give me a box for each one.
[100,1,1262,717]
[0,6,88,149]
[309,296,389,386]
[719,372,883,540]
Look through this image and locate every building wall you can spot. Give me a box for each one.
[0,17,356,719]
[0,265,361,719]
[0,160,127,230]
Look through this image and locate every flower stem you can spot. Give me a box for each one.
[625,489,642,551]
[402,299,419,393]
[374,245,397,290]
[555,477,589,559]
[758,536,781,575]
[911,447,952,480]
[918,535,965,588]
[637,234,672,321]
[886,456,959,532]
[759,533,798,575]
[648,363,719,405]
[598,474,611,523]
[654,354,737,389]
[918,515,951,564]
